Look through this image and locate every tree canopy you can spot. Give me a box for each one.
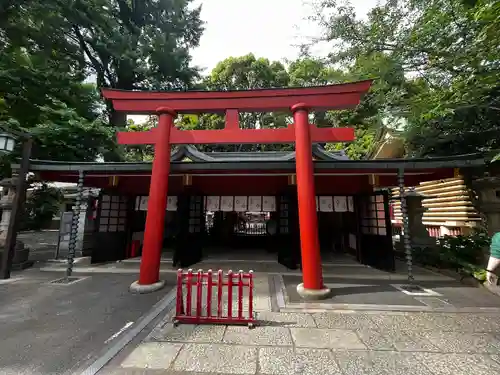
[0,0,204,170]
[2,0,498,169]
[311,0,500,157]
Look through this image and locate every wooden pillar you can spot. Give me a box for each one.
[292,103,330,299]
[131,107,175,293]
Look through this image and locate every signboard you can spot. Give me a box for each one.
[248,196,262,212]
[220,196,234,212]
[334,196,348,212]
[347,196,354,212]
[167,196,177,211]
[234,196,248,212]
[262,196,276,212]
[206,196,220,211]
[135,196,178,211]
[319,196,334,212]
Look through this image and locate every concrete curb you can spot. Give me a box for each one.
[78,287,177,375]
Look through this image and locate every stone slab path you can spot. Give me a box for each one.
[101,309,500,375]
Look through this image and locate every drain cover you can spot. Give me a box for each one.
[391,284,442,296]
[49,276,87,285]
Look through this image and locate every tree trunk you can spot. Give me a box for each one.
[109,110,128,128]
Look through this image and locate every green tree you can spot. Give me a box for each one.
[0,47,116,162]
[0,0,204,164]
[3,0,204,125]
[193,54,292,152]
[122,118,156,161]
[310,0,500,157]
[65,0,204,126]
[21,183,64,230]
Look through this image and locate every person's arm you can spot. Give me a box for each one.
[486,233,500,284]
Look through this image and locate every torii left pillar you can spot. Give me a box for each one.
[129,107,175,293]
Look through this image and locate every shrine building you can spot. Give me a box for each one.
[20,81,486,298]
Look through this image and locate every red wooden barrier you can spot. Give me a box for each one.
[128,240,140,258]
[174,268,256,328]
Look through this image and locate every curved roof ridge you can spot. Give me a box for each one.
[312,144,350,160]
[171,144,350,162]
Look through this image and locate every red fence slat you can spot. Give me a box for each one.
[174,268,256,328]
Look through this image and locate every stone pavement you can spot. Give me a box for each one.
[96,272,500,375]
[31,253,500,374]
[101,309,500,375]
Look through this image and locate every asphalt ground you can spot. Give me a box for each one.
[0,270,177,375]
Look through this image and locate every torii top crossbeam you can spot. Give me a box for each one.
[102,80,372,145]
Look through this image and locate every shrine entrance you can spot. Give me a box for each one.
[102,80,373,298]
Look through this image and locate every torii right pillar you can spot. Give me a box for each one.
[292,103,332,300]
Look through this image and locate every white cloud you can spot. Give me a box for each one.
[190,0,377,72]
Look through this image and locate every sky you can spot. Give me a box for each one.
[190,0,377,73]
[129,0,378,123]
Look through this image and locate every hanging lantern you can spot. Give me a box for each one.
[0,133,16,155]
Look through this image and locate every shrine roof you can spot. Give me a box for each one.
[20,152,486,174]
[170,144,349,162]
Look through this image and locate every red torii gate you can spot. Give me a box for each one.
[102,80,372,298]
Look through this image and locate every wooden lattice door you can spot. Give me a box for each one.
[356,191,395,271]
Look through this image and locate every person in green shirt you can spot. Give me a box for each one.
[486,232,500,284]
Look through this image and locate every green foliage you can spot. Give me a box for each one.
[412,232,491,281]
[195,54,291,152]
[311,0,500,157]
[122,118,155,161]
[0,0,203,168]
[169,54,377,156]
[21,183,64,231]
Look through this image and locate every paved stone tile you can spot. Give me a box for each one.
[333,350,433,375]
[256,311,317,327]
[355,329,439,352]
[460,314,500,333]
[223,325,292,346]
[410,313,500,333]
[356,329,398,351]
[259,346,342,375]
[120,342,183,369]
[103,369,171,375]
[148,323,225,343]
[105,369,201,375]
[369,313,415,331]
[251,295,271,311]
[414,353,500,375]
[290,328,366,349]
[385,330,441,352]
[313,312,380,330]
[172,343,257,374]
[371,312,500,333]
[215,295,271,313]
[419,331,500,353]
